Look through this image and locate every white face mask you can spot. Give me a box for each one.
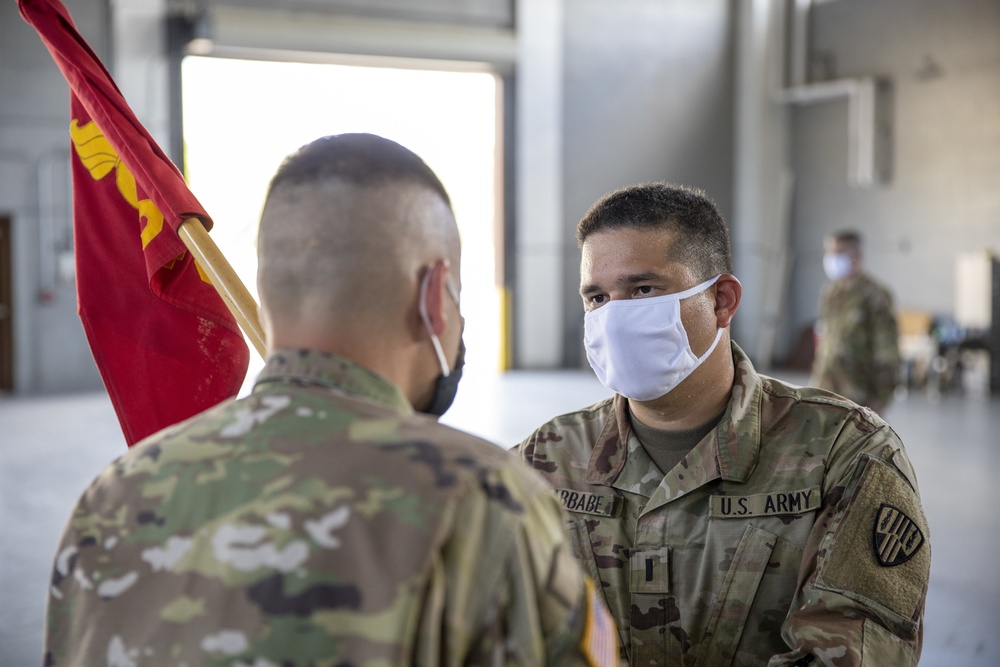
[584,274,724,401]
[823,252,853,281]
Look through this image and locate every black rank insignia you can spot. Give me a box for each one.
[873,503,925,567]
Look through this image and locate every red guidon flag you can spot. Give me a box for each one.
[20,0,250,446]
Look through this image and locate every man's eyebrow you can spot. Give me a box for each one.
[619,272,660,285]
[579,272,662,296]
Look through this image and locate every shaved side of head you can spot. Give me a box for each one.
[257,134,459,337]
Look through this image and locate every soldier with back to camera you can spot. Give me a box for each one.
[44,133,618,667]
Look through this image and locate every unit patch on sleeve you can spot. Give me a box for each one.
[710,487,820,519]
[556,488,618,517]
[815,456,931,624]
[873,503,925,567]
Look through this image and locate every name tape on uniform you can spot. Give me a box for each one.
[710,487,820,519]
[556,488,618,517]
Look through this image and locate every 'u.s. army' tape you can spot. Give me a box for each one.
[710,487,820,518]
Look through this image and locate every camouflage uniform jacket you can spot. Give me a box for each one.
[811,272,900,410]
[45,349,618,667]
[518,343,930,667]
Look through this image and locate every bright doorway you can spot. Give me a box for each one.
[181,57,502,387]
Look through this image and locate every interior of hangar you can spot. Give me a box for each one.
[4,0,1000,391]
[1,0,1000,665]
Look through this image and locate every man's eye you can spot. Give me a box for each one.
[635,286,654,296]
[586,294,607,307]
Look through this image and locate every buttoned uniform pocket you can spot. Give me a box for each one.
[695,524,778,666]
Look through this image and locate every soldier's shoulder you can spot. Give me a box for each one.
[859,273,895,300]
[518,397,613,449]
[760,373,859,409]
[510,398,614,481]
[389,413,562,506]
[390,411,509,459]
[758,375,899,450]
[531,396,613,434]
[760,375,859,412]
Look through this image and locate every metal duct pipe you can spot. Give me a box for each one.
[777,0,890,188]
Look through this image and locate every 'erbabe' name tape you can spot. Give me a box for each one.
[556,488,618,517]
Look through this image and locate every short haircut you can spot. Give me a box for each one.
[257,133,458,323]
[576,183,732,280]
[266,133,451,207]
[828,229,862,253]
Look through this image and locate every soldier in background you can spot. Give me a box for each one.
[810,229,901,415]
[44,134,617,667]
[518,183,929,666]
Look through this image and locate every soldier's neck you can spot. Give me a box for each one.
[627,355,734,432]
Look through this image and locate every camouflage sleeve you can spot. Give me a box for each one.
[450,466,618,667]
[771,425,929,666]
[867,289,900,407]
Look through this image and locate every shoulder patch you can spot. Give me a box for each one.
[816,456,931,628]
[873,504,925,567]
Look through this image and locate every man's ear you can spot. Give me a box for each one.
[419,259,452,337]
[714,274,742,328]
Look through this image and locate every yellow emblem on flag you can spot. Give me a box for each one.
[69,119,164,249]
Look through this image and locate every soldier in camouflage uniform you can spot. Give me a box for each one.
[44,134,618,667]
[517,184,929,666]
[810,230,900,414]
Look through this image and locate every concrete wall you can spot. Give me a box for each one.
[1,0,109,393]
[559,0,734,366]
[781,0,1000,360]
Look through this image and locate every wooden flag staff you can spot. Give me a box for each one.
[178,217,268,359]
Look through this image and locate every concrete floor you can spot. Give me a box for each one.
[1,368,998,665]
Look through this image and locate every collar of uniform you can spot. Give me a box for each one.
[584,392,633,485]
[583,341,762,487]
[715,342,763,482]
[254,348,414,415]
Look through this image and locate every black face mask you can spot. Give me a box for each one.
[422,338,465,417]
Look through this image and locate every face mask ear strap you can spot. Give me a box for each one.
[698,325,726,364]
[419,267,452,377]
[673,273,722,301]
[694,274,726,363]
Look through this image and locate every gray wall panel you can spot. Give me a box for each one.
[561,0,734,366]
